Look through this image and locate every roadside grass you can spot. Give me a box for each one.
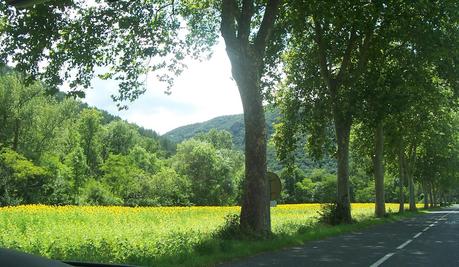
[159,209,426,267]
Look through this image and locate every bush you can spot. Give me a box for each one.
[317,203,340,225]
[213,214,242,240]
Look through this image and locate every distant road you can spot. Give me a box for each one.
[221,205,459,267]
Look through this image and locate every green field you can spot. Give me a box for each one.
[0,203,420,266]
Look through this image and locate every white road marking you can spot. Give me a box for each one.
[397,239,413,249]
[369,253,395,267]
[413,232,422,239]
[369,209,457,267]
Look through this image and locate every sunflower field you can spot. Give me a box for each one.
[0,203,419,266]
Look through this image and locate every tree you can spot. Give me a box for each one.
[0,148,50,205]
[195,129,233,150]
[415,110,459,207]
[185,0,283,234]
[276,1,387,223]
[149,167,191,206]
[1,0,284,236]
[0,72,44,152]
[39,153,73,204]
[276,0,459,220]
[64,145,88,201]
[78,109,102,174]
[128,145,160,174]
[173,138,242,206]
[102,120,140,157]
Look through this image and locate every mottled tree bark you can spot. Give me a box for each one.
[432,183,438,207]
[429,184,434,208]
[398,150,405,213]
[373,122,385,217]
[230,53,269,235]
[334,114,352,223]
[220,0,281,237]
[408,174,417,211]
[423,183,429,209]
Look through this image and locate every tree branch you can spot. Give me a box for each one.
[238,0,254,43]
[336,28,357,85]
[253,0,281,54]
[221,0,239,50]
[350,16,379,83]
[313,15,333,91]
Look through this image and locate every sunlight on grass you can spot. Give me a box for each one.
[0,203,422,265]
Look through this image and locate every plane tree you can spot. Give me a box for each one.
[275,1,391,223]
[274,0,459,222]
[1,0,287,236]
[414,109,459,207]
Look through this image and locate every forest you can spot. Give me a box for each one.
[1,64,458,209]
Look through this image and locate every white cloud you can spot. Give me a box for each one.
[83,40,243,135]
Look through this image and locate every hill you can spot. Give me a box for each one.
[164,108,336,172]
[164,108,279,150]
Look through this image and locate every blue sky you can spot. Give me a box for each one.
[82,40,243,135]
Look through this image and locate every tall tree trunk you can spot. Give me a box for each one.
[334,114,352,223]
[429,183,434,208]
[398,149,405,213]
[220,0,281,238]
[227,48,269,236]
[373,122,385,217]
[239,86,269,236]
[408,174,417,211]
[423,183,429,209]
[12,118,20,151]
[432,183,438,207]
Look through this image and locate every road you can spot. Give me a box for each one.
[220,205,459,267]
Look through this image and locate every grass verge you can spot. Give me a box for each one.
[158,209,427,267]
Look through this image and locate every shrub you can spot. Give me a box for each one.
[317,203,340,225]
[213,214,242,240]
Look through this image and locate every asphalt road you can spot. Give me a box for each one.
[220,205,459,267]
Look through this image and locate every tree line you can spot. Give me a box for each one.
[1,67,456,210]
[1,0,458,237]
[0,70,246,206]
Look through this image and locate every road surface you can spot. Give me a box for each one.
[221,205,459,267]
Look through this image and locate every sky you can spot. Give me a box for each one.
[83,40,243,135]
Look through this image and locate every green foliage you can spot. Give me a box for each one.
[317,203,341,226]
[288,168,336,203]
[100,153,146,205]
[65,145,89,198]
[79,179,123,206]
[39,154,73,205]
[78,108,103,173]
[0,71,184,207]
[128,145,160,174]
[149,167,191,206]
[102,120,140,157]
[0,148,49,205]
[213,214,242,240]
[195,129,233,150]
[165,110,336,173]
[165,114,245,149]
[173,138,243,206]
